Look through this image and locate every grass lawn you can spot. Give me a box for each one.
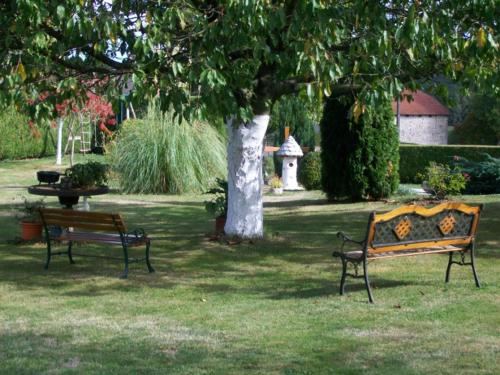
[0,156,499,374]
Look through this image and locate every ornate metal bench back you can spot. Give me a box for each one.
[366,202,482,253]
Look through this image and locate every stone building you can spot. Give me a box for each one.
[392,90,451,145]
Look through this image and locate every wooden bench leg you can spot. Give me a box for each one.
[67,241,75,264]
[145,241,155,273]
[121,245,129,279]
[363,259,374,303]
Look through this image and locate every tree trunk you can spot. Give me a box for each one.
[225,115,270,238]
[56,117,64,165]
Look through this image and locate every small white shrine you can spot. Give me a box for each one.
[276,135,304,190]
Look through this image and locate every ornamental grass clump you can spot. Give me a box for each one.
[109,105,226,194]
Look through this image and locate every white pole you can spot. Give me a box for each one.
[56,117,64,165]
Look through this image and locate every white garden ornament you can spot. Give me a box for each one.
[276,135,304,190]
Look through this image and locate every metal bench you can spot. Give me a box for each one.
[39,208,155,278]
[332,202,482,303]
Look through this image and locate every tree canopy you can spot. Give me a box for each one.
[1,0,498,122]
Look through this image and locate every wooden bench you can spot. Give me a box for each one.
[332,202,482,303]
[39,208,155,278]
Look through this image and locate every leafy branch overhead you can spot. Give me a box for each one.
[0,1,498,121]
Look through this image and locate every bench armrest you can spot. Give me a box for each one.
[124,228,148,242]
[334,231,365,254]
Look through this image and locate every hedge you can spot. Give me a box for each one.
[0,107,58,161]
[400,144,500,183]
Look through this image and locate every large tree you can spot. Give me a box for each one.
[1,0,498,238]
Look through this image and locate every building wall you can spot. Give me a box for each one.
[398,116,448,145]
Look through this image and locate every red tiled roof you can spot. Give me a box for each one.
[392,90,451,116]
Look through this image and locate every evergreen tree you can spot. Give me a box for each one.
[321,96,399,201]
[269,95,317,150]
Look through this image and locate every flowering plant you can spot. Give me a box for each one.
[269,175,283,189]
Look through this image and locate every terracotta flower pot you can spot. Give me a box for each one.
[215,216,226,235]
[20,221,43,241]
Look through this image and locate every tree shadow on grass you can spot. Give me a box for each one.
[263,198,329,209]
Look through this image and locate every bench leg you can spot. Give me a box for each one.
[67,241,75,264]
[145,240,155,273]
[44,239,52,270]
[470,245,481,288]
[445,252,453,283]
[121,245,129,279]
[339,257,347,295]
[445,248,480,288]
[363,259,374,303]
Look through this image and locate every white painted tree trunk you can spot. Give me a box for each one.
[56,117,64,165]
[225,115,270,239]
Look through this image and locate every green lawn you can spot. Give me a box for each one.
[0,156,499,374]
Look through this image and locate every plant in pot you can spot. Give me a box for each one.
[17,198,45,241]
[269,175,284,194]
[64,161,109,188]
[204,178,228,235]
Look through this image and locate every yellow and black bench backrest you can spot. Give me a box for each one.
[39,208,127,233]
[366,202,482,255]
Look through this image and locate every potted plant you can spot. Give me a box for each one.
[269,175,283,194]
[17,198,45,241]
[204,178,228,234]
[64,161,109,188]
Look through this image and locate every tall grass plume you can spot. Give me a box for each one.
[108,105,226,194]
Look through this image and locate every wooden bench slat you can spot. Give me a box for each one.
[44,220,122,232]
[56,233,148,247]
[368,237,471,254]
[41,208,123,219]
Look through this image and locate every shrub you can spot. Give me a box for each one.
[419,162,466,199]
[204,178,228,218]
[452,154,500,194]
[400,145,500,183]
[108,104,227,194]
[298,152,321,190]
[65,161,109,188]
[0,106,57,160]
[320,95,399,201]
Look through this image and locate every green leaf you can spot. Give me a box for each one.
[56,5,65,19]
